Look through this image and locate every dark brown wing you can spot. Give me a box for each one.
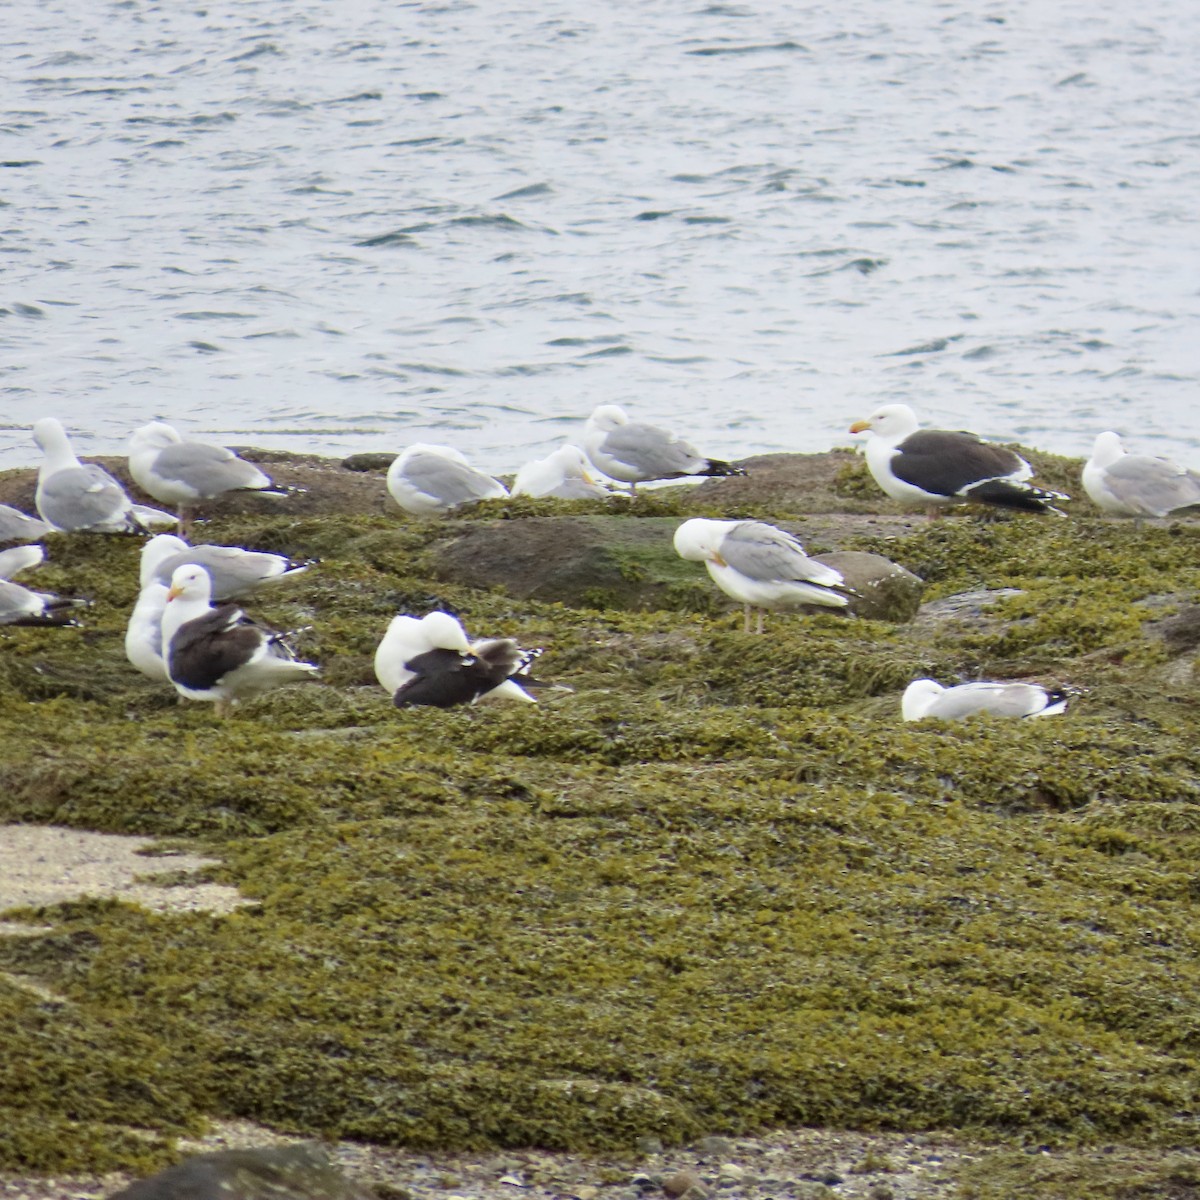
[168,604,265,690]
[393,642,541,708]
[891,430,1026,497]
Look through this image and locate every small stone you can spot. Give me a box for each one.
[636,1136,665,1155]
[498,1176,526,1187]
[573,1188,599,1200]
[680,1188,713,1200]
[717,1164,744,1182]
[693,1136,736,1156]
[663,1169,706,1198]
[869,1186,895,1200]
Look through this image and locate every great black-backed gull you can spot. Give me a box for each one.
[33,418,177,533]
[902,678,1069,721]
[162,564,319,716]
[512,445,616,500]
[673,518,851,633]
[581,404,747,494]
[386,444,509,516]
[129,422,284,532]
[849,404,1067,515]
[141,534,310,601]
[375,611,544,708]
[1082,431,1200,520]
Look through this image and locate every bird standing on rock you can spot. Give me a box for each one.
[849,404,1067,516]
[674,518,852,633]
[582,404,747,494]
[1082,431,1200,521]
[129,422,283,535]
[33,418,177,533]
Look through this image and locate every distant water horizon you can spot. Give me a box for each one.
[4,0,1199,475]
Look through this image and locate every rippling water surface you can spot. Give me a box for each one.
[3,0,1198,473]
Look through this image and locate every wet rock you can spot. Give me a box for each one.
[341,452,398,473]
[662,1169,707,1197]
[689,450,870,513]
[692,1137,736,1157]
[1147,604,1200,654]
[108,1144,376,1200]
[815,550,923,623]
[912,587,1023,627]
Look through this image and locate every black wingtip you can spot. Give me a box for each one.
[699,459,749,479]
[964,479,1070,513]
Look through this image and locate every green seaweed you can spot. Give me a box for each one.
[2,479,1200,1178]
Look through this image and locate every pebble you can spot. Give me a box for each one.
[717,1165,744,1183]
[693,1138,735,1157]
[662,1170,707,1198]
[572,1189,598,1200]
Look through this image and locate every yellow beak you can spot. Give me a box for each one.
[848,419,872,434]
[166,584,184,602]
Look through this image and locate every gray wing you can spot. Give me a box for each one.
[153,547,285,600]
[600,422,704,477]
[0,504,51,543]
[720,522,844,588]
[928,682,1044,719]
[1104,456,1200,517]
[38,465,132,531]
[548,477,612,500]
[404,454,507,506]
[152,442,270,496]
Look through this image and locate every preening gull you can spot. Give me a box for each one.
[0,504,52,545]
[386,444,508,516]
[902,678,1069,721]
[33,418,177,533]
[849,404,1067,515]
[673,518,851,633]
[512,445,616,500]
[375,611,544,708]
[125,582,170,682]
[162,564,319,716]
[581,404,747,493]
[141,534,310,601]
[1082,431,1200,520]
[129,422,283,531]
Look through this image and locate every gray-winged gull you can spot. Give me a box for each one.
[0,504,52,544]
[673,517,851,633]
[162,564,319,716]
[386,444,508,516]
[582,404,747,494]
[1082,431,1200,520]
[375,611,543,706]
[0,544,45,581]
[128,422,284,533]
[33,418,177,533]
[902,678,1069,721]
[512,445,616,500]
[849,404,1067,515]
[141,533,310,601]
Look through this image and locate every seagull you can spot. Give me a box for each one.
[386,444,509,516]
[128,422,284,533]
[125,582,171,682]
[0,504,52,545]
[33,418,177,534]
[375,611,544,707]
[512,444,616,500]
[849,404,1067,515]
[0,578,86,627]
[0,544,45,581]
[161,564,319,716]
[581,404,748,494]
[673,518,852,633]
[1082,431,1200,522]
[140,534,310,601]
[902,678,1069,721]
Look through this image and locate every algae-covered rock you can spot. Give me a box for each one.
[109,1144,375,1200]
[814,551,923,623]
